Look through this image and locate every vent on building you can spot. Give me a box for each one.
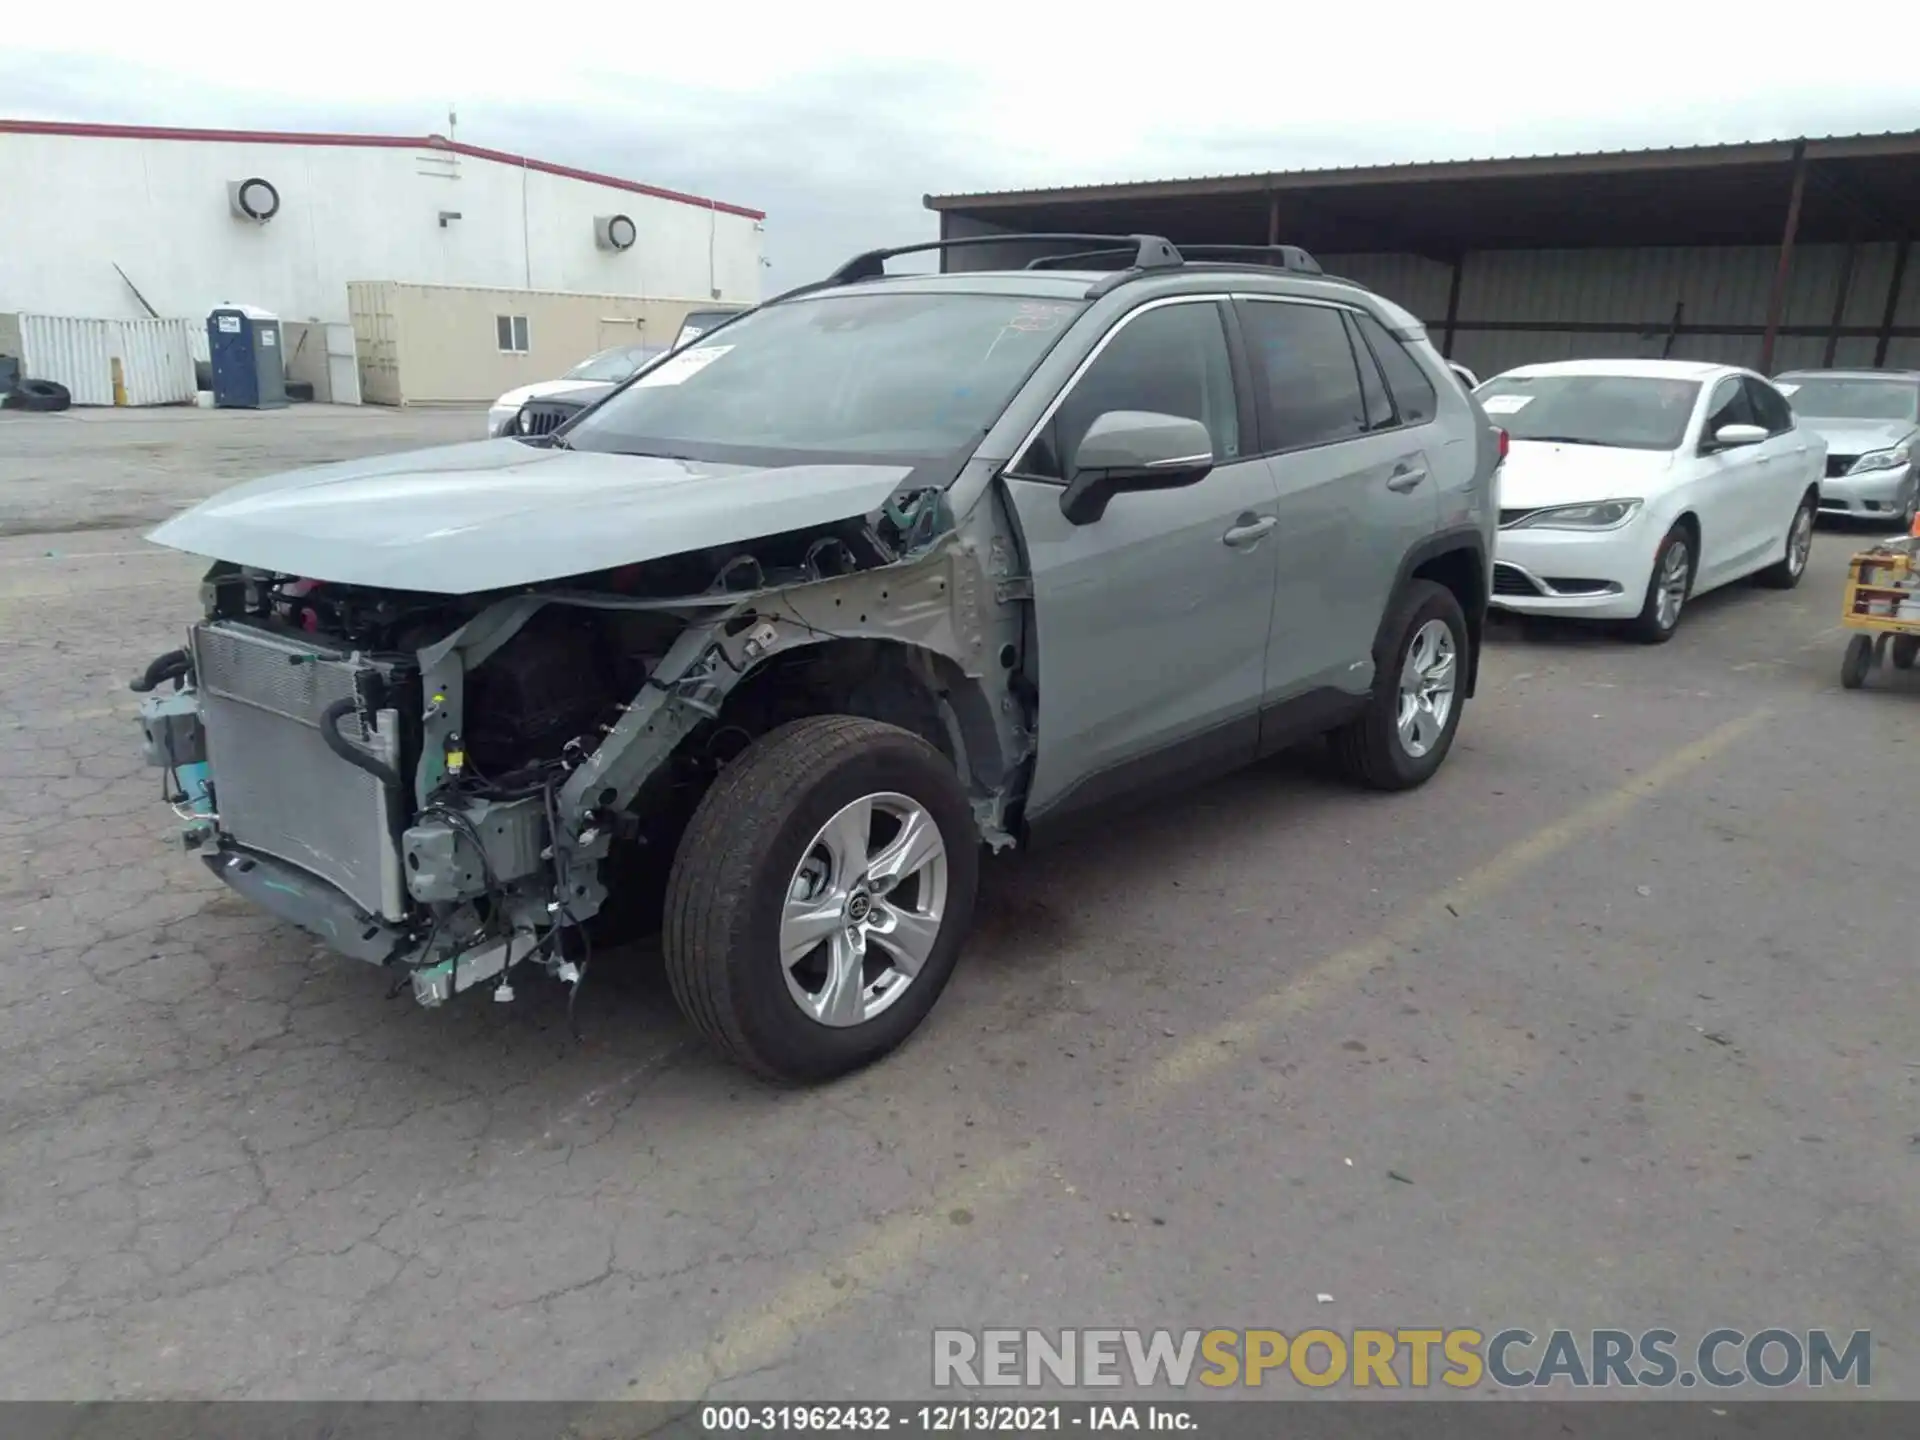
[594,214,637,251]
[227,178,281,223]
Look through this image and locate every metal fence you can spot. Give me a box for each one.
[4,313,199,405]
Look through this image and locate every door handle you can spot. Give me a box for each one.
[1386,465,1428,493]
[1221,514,1278,548]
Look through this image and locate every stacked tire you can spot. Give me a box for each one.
[3,379,72,413]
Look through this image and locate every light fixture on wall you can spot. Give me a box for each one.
[227,177,281,223]
[438,210,463,229]
[595,214,637,251]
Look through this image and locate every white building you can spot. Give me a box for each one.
[0,119,765,328]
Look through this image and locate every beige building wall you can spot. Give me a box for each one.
[348,281,711,406]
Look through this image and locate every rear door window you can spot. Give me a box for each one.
[1351,311,1439,426]
[1235,299,1369,452]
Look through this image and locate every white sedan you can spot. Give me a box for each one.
[1479,359,1826,643]
[486,342,664,438]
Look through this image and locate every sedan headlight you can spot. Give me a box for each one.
[1848,444,1911,475]
[1509,499,1643,531]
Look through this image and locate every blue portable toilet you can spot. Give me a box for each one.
[207,304,288,409]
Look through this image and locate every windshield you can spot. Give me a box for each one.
[564,345,659,383]
[1776,376,1919,423]
[568,290,1085,466]
[1475,373,1702,451]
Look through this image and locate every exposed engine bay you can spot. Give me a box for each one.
[134,488,1030,1011]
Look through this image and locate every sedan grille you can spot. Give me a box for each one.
[1492,563,1542,597]
[1498,508,1538,529]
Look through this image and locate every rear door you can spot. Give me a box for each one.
[1001,296,1282,824]
[1233,297,1440,725]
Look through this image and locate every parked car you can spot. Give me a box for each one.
[504,384,608,442]
[1771,368,1920,530]
[131,233,1499,1082]
[1479,359,1824,642]
[671,306,749,350]
[486,342,665,437]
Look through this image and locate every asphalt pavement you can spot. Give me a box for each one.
[1,409,1915,1403]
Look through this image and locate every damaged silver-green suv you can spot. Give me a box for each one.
[133,234,1501,1082]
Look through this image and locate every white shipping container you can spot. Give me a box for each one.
[6,313,199,406]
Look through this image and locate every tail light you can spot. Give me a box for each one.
[1496,427,1510,462]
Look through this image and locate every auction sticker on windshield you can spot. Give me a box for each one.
[1482,394,1533,414]
[637,345,733,387]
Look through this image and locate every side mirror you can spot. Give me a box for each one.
[1709,423,1768,451]
[1059,410,1215,525]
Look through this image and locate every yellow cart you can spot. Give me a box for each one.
[1839,547,1920,689]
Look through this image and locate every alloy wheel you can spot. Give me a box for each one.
[1396,619,1458,759]
[1654,540,1690,631]
[779,791,949,1028]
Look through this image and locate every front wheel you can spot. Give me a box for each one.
[1756,492,1817,589]
[662,715,979,1083]
[1626,524,1694,644]
[1328,579,1469,791]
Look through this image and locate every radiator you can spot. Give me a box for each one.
[192,621,409,921]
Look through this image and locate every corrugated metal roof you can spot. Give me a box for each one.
[0,118,765,220]
[925,130,1920,209]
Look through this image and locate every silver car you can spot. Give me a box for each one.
[131,234,1499,1082]
[1774,369,1920,529]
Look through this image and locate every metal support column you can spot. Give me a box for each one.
[1266,191,1279,248]
[1759,141,1808,374]
[1874,238,1911,367]
[1441,256,1465,359]
[1823,239,1858,367]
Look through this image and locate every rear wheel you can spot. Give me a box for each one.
[1891,635,1918,671]
[662,715,979,1083]
[1328,579,1468,791]
[1627,525,1693,644]
[1756,491,1816,589]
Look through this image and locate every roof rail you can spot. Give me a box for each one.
[1173,244,1323,275]
[824,233,1182,285]
[1028,243,1323,277]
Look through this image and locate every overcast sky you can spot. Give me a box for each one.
[6,2,1916,290]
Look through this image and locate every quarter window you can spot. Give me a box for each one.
[1351,310,1439,426]
[1018,301,1240,481]
[1342,312,1397,432]
[1237,299,1369,451]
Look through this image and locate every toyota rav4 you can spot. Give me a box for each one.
[133,234,1501,1082]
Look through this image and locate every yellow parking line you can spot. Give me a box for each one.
[612,707,1773,1404]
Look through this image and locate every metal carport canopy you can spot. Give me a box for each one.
[925,131,1920,371]
[924,132,1920,254]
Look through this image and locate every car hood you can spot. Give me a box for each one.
[146,440,918,594]
[1497,440,1675,510]
[492,378,615,410]
[1790,417,1914,455]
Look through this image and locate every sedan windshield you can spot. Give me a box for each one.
[567,291,1085,466]
[1476,373,1702,452]
[1776,377,1919,423]
[564,345,659,383]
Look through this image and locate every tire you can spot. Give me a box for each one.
[1756,491,1817,589]
[1840,634,1874,690]
[1891,635,1919,671]
[1900,479,1919,533]
[1328,579,1469,792]
[662,715,979,1083]
[4,378,71,413]
[1626,523,1694,644]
